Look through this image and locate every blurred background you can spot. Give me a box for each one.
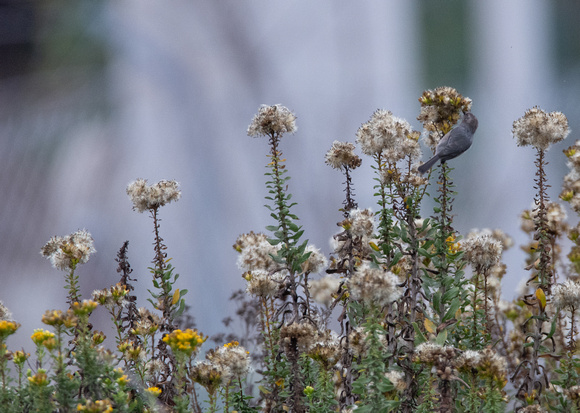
[1,0,579,351]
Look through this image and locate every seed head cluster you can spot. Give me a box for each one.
[247,104,297,137]
[126,178,181,213]
[348,264,402,308]
[243,269,283,298]
[309,276,341,308]
[300,245,328,274]
[307,331,341,370]
[234,232,281,272]
[349,208,375,238]
[512,107,570,151]
[552,279,580,311]
[463,234,503,271]
[325,140,362,170]
[206,341,251,383]
[355,109,414,158]
[41,229,96,271]
[279,321,319,352]
[385,370,407,393]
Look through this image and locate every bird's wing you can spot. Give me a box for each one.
[437,126,471,159]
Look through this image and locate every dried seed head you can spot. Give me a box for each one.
[247,104,297,137]
[463,235,503,271]
[126,179,181,213]
[40,229,96,270]
[325,140,362,170]
[512,107,570,150]
[348,263,402,308]
[356,109,414,157]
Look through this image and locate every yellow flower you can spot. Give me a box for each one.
[31,329,55,346]
[117,374,130,386]
[28,369,49,386]
[224,341,239,349]
[42,337,58,351]
[0,320,19,339]
[162,329,206,356]
[76,399,113,413]
[42,309,78,328]
[12,350,30,366]
[92,331,106,345]
[71,300,98,316]
[118,341,144,362]
[145,386,162,397]
[446,235,461,255]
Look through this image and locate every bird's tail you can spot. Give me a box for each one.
[418,155,440,174]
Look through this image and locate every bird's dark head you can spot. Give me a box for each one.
[462,112,478,133]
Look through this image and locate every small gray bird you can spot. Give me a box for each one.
[418,112,478,174]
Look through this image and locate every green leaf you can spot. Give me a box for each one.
[442,287,459,302]
[418,248,434,259]
[412,322,427,346]
[433,291,441,313]
[544,317,558,340]
[391,251,403,266]
[288,222,300,232]
[442,298,461,323]
[435,329,448,345]
[377,380,395,393]
[291,230,304,240]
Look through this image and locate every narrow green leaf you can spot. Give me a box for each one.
[435,329,448,346]
[412,322,427,346]
[442,298,461,323]
[433,291,441,312]
[442,287,459,302]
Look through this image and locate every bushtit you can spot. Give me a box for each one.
[418,112,478,174]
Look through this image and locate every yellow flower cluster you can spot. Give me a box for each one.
[117,340,144,362]
[41,309,78,328]
[224,340,239,349]
[76,399,113,413]
[162,328,206,356]
[31,329,57,351]
[446,235,461,255]
[0,320,19,339]
[145,386,162,397]
[31,329,55,346]
[28,369,49,386]
[71,300,99,316]
[12,350,30,366]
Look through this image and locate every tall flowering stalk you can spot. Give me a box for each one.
[356,109,413,260]
[415,89,472,333]
[324,140,362,407]
[354,106,432,411]
[127,178,186,404]
[247,104,310,412]
[512,107,570,407]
